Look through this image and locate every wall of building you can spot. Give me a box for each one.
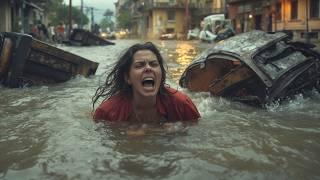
[212,0,225,12]
[148,8,186,39]
[273,0,320,41]
[0,0,12,32]
[228,0,273,34]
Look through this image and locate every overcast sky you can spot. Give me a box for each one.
[64,0,118,23]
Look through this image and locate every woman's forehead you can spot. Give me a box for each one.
[133,49,157,60]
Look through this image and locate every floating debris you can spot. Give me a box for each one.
[180,30,320,106]
[67,28,115,46]
[0,32,99,88]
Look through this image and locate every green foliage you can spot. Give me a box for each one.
[71,7,89,25]
[28,0,63,11]
[117,9,132,29]
[100,18,115,32]
[100,9,114,31]
[47,4,89,26]
[45,0,64,11]
[104,9,114,19]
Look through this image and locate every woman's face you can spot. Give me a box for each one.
[126,49,162,98]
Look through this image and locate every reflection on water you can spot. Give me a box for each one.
[160,41,205,83]
[0,40,320,180]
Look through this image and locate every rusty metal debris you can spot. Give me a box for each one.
[0,32,99,88]
[180,30,320,106]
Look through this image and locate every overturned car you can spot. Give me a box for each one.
[179,30,320,106]
[67,28,115,46]
[0,32,99,88]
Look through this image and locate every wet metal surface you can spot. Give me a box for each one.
[180,31,320,105]
[0,39,320,180]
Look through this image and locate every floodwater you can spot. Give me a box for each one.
[0,39,320,180]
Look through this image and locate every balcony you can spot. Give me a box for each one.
[144,0,205,11]
[153,1,185,9]
[197,7,225,16]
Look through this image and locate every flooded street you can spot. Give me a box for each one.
[1,39,320,180]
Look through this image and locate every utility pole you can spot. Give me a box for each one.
[20,1,26,33]
[80,0,83,28]
[91,7,94,31]
[185,0,189,33]
[68,0,72,38]
[305,0,310,43]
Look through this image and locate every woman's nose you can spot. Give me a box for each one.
[144,66,152,72]
[143,63,152,72]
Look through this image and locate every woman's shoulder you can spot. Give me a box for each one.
[99,93,130,109]
[165,87,192,102]
[94,93,132,121]
[161,87,200,121]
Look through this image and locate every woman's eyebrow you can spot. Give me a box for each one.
[134,59,157,62]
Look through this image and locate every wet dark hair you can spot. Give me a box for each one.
[92,42,168,108]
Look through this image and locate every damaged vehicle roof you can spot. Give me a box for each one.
[0,32,99,88]
[179,30,320,106]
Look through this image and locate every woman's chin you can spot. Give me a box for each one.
[139,90,159,97]
[141,92,158,97]
[133,86,160,98]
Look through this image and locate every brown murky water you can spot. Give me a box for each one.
[0,40,319,180]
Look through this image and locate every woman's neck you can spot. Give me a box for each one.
[132,95,157,110]
[130,95,160,123]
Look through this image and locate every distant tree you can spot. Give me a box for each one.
[72,7,89,26]
[104,9,114,21]
[48,4,89,26]
[115,0,134,30]
[100,18,115,32]
[26,0,64,25]
[117,9,132,30]
[100,9,114,31]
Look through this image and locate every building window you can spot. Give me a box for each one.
[291,0,298,19]
[276,2,282,20]
[166,28,174,33]
[310,0,320,18]
[167,10,175,21]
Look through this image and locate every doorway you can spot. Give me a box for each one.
[254,15,262,30]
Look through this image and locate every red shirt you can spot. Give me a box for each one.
[93,87,200,122]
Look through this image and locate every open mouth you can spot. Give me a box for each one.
[142,77,155,88]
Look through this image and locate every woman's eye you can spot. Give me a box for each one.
[134,63,144,68]
[150,61,159,67]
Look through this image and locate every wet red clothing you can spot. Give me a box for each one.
[93,87,200,122]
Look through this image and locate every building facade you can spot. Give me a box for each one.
[0,0,45,33]
[0,0,12,32]
[114,0,228,39]
[227,0,273,34]
[226,0,320,41]
[144,0,189,39]
[272,0,320,41]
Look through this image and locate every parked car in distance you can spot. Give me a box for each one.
[100,31,116,40]
[115,29,129,39]
[160,33,176,40]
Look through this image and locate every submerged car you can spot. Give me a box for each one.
[160,33,176,40]
[179,30,320,106]
[68,28,115,46]
[0,32,99,88]
[199,14,234,43]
